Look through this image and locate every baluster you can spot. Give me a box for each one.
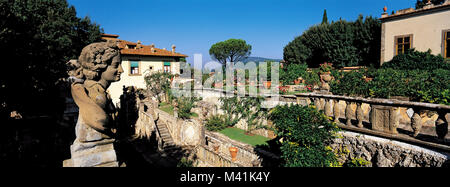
[356,102,364,128]
[314,98,320,110]
[319,98,325,111]
[436,111,448,140]
[411,109,422,137]
[333,99,340,124]
[324,98,333,117]
[345,101,353,126]
[389,107,400,134]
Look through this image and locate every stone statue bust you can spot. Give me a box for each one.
[64,40,123,167]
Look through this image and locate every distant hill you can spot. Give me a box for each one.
[241,57,282,63]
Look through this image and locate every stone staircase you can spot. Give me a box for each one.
[155,120,194,164]
[155,121,176,149]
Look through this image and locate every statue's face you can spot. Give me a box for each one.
[101,54,123,83]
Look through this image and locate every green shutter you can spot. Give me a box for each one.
[130,61,139,68]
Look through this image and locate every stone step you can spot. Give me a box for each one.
[161,134,172,140]
[159,129,169,134]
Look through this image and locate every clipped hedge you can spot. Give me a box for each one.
[381,49,450,71]
[330,68,450,105]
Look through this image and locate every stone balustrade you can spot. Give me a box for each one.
[295,92,450,152]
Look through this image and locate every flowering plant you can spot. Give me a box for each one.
[319,62,333,73]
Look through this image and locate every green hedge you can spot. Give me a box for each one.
[330,68,450,105]
[381,49,450,71]
[330,70,369,97]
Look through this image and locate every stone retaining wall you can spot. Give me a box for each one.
[195,131,279,167]
[332,131,449,167]
[154,108,204,147]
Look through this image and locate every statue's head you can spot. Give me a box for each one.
[75,40,123,84]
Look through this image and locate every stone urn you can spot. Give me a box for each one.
[229,147,238,162]
[320,72,332,92]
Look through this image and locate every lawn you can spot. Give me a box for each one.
[159,102,174,115]
[219,127,270,146]
[159,102,198,118]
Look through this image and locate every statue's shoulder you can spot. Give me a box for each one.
[84,80,108,107]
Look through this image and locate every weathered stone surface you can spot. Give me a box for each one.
[64,140,118,167]
[65,41,122,167]
[180,119,203,146]
[332,131,449,167]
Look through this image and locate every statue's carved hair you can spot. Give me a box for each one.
[74,40,120,80]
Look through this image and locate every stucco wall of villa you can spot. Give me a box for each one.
[109,56,181,105]
[381,8,450,64]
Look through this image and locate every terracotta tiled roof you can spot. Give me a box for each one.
[118,40,188,58]
[101,34,188,58]
[380,1,450,21]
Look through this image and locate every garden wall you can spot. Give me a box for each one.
[332,131,449,167]
[194,131,280,167]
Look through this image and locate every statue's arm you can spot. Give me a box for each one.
[71,83,109,133]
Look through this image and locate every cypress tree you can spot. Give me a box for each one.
[322,9,329,24]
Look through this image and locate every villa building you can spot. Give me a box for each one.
[380,0,450,65]
[101,34,188,105]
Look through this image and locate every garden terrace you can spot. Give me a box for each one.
[295,92,450,152]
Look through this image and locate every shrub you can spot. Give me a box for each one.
[280,63,308,85]
[177,157,194,167]
[330,70,369,97]
[381,49,450,71]
[416,69,450,105]
[219,96,267,132]
[205,115,227,132]
[269,104,340,167]
[345,157,371,167]
[144,71,172,103]
[303,69,321,87]
[176,96,200,119]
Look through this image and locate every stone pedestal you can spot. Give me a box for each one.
[370,105,400,134]
[63,139,118,167]
[63,117,119,167]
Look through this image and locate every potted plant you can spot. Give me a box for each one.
[229,147,239,162]
[263,81,271,89]
[319,62,333,74]
[213,145,220,153]
[294,78,301,85]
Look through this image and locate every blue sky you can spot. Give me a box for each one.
[68,0,418,66]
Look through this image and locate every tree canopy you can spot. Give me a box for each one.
[415,0,445,9]
[283,15,381,68]
[209,39,252,67]
[0,0,103,119]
